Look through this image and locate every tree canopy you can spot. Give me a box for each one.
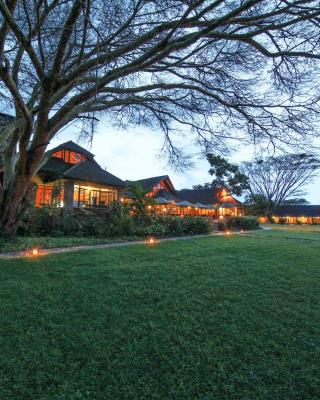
[242,153,320,217]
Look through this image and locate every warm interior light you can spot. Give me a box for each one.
[163,207,167,212]
[219,215,224,219]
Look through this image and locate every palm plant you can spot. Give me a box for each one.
[126,183,156,217]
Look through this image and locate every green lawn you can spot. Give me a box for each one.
[0,232,319,399]
[257,224,320,241]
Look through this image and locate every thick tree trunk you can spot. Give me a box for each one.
[0,174,31,237]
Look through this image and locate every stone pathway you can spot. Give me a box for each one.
[0,231,241,260]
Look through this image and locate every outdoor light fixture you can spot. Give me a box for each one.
[148,205,152,209]
[120,197,124,203]
[226,231,231,235]
[240,230,244,233]
[31,247,39,256]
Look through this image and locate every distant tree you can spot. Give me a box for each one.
[1,0,320,235]
[244,194,274,217]
[242,154,320,219]
[194,154,249,196]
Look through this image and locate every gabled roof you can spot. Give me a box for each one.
[273,205,320,217]
[156,189,180,202]
[39,157,71,175]
[176,188,220,205]
[48,140,94,159]
[126,175,175,192]
[62,159,125,187]
[39,144,125,187]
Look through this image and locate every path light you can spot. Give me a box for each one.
[147,237,156,245]
[31,247,39,256]
[240,229,244,233]
[226,231,231,235]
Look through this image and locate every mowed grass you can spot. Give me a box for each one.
[257,224,320,241]
[0,233,320,399]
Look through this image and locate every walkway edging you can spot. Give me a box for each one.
[0,232,238,260]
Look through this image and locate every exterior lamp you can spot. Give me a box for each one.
[148,205,152,209]
[31,247,39,256]
[226,231,231,235]
[163,207,167,212]
[147,237,156,245]
[240,229,244,233]
[120,197,124,203]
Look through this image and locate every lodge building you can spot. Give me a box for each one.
[0,139,242,218]
[3,136,320,223]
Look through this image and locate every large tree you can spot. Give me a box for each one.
[1,1,320,235]
[242,154,320,218]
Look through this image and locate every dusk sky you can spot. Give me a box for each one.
[50,120,320,204]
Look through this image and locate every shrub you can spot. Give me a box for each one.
[134,223,167,237]
[155,216,184,235]
[18,204,212,238]
[59,214,82,235]
[81,216,109,237]
[229,216,260,230]
[99,203,134,236]
[18,205,61,235]
[182,216,211,234]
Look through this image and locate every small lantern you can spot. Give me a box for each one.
[31,247,39,256]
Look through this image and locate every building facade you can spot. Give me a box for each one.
[125,175,243,217]
[33,141,126,209]
[1,138,243,217]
